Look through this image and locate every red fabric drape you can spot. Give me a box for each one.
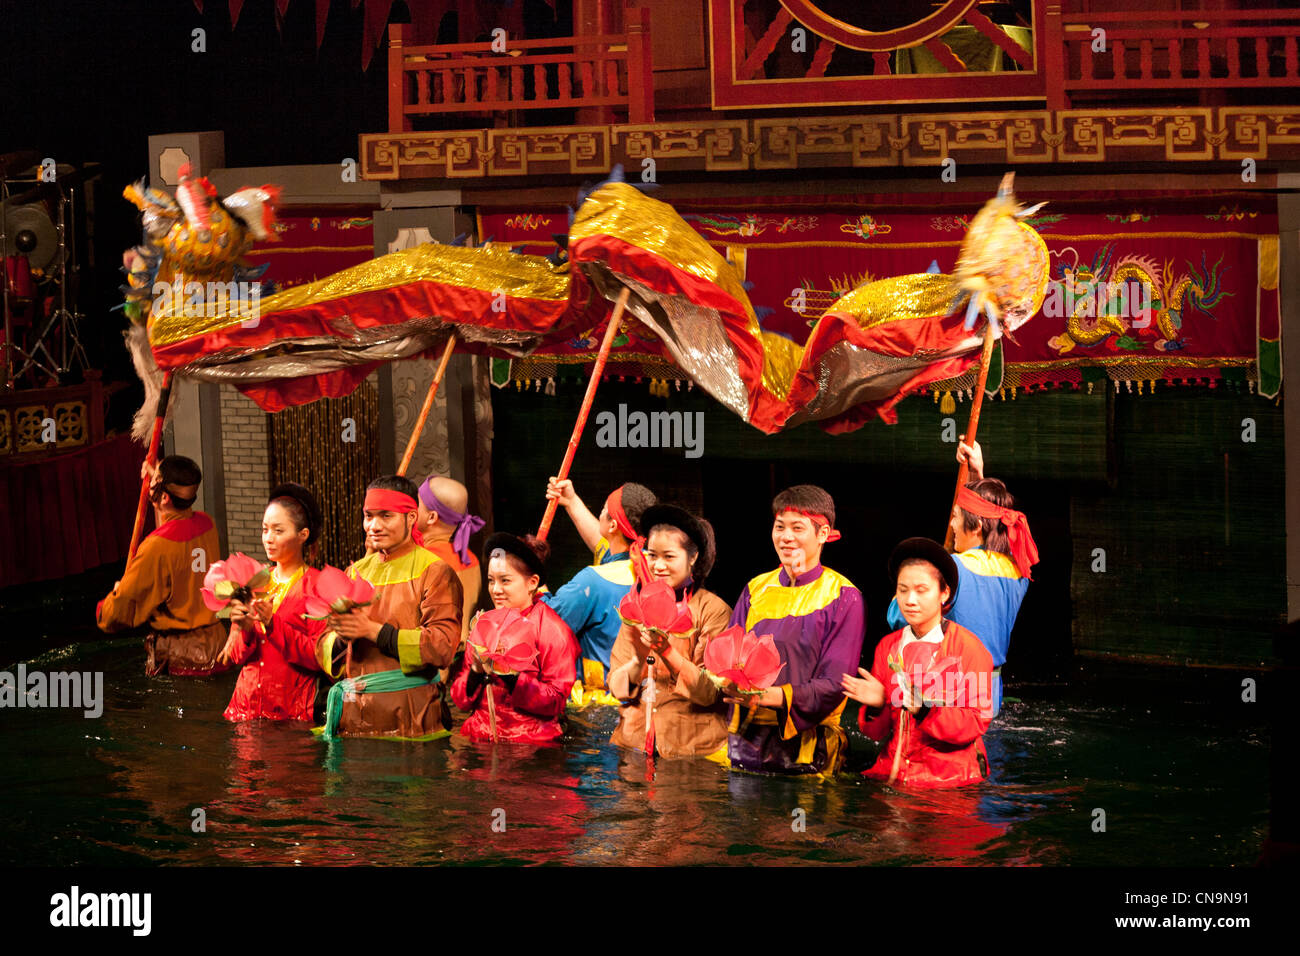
[0,434,145,588]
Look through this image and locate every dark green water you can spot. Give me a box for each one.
[0,635,1268,866]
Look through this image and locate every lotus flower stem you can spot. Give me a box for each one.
[738,699,757,735]
[537,287,631,542]
[888,710,909,786]
[943,322,996,550]
[128,372,172,561]
[485,673,499,743]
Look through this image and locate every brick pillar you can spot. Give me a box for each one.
[218,386,270,555]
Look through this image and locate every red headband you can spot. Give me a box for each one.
[956,486,1039,581]
[605,486,643,546]
[779,508,842,542]
[364,489,423,549]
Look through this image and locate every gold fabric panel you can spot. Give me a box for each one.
[151,243,571,347]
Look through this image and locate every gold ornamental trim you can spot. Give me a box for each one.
[361,108,1300,182]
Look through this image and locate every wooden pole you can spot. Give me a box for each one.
[943,322,998,551]
[888,710,909,786]
[536,287,630,542]
[128,372,173,561]
[397,333,458,477]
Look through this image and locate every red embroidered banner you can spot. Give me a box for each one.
[242,208,375,292]
[479,192,1278,392]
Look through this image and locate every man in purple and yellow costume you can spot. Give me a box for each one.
[724,485,864,776]
[316,475,463,738]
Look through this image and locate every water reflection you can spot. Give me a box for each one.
[0,641,1269,866]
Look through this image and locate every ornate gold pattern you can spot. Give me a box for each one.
[0,410,10,455]
[15,405,49,453]
[53,401,86,448]
[615,122,752,172]
[362,109,1300,181]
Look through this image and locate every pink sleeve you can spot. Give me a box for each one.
[263,610,325,671]
[508,616,577,720]
[858,636,896,742]
[225,624,258,667]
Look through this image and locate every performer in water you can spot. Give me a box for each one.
[884,438,1037,717]
[725,485,865,776]
[844,537,995,788]
[96,455,229,676]
[220,483,326,722]
[417,474,486,646]
[607,506,732,760]
[315,475,463,738]
[542,478,657,705]
[451,533,579,744]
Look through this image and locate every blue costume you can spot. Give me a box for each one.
[887,548,1027,716]
[541,547,634,706]
[591,536,626,567]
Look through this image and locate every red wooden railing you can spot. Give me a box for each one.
[1045,5,1300,109]
[386,8,654,131]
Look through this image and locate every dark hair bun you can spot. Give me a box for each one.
[269,482,323,544]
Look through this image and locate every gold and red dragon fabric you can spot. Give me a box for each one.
[144,180,1060,432]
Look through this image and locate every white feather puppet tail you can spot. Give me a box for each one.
[125,324,166,442]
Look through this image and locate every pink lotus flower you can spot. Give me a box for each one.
[302,565,376,620]
[201,552,270,618]
[703,625,785,692]
[889,652,965,708]
[617,580,694,639]
[466,607,537,676]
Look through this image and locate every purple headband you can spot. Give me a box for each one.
[419,478,486,565]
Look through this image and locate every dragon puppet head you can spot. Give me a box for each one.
[223,185,283,242]
[953,172,1049,339]
[120,166,282,441]
[174,162,219,232]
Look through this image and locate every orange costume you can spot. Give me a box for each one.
[315,538,464,737]
[417,476,486,646]
[96,510,229,676]
[423,531,481,645]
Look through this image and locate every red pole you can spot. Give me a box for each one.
[397,333,458,477]
[943,322,997,550]
[536,287,630,542]
[128,372,173,561]
[388,23,407,133]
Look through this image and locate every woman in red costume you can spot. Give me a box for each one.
[220,483,327,722]
[843,537,995,788]
[451,533,580,744]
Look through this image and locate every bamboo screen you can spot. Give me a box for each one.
[267,381,381,570]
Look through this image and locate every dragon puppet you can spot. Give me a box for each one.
[125,170,1049,435]
[121,163,280,439]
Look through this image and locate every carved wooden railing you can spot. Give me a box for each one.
[386,9,653,131]
[1045,6,1300,109]
[0,371,109,460]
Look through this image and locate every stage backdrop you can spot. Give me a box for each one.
[479,190,1280,403]
[244,207,376,291]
